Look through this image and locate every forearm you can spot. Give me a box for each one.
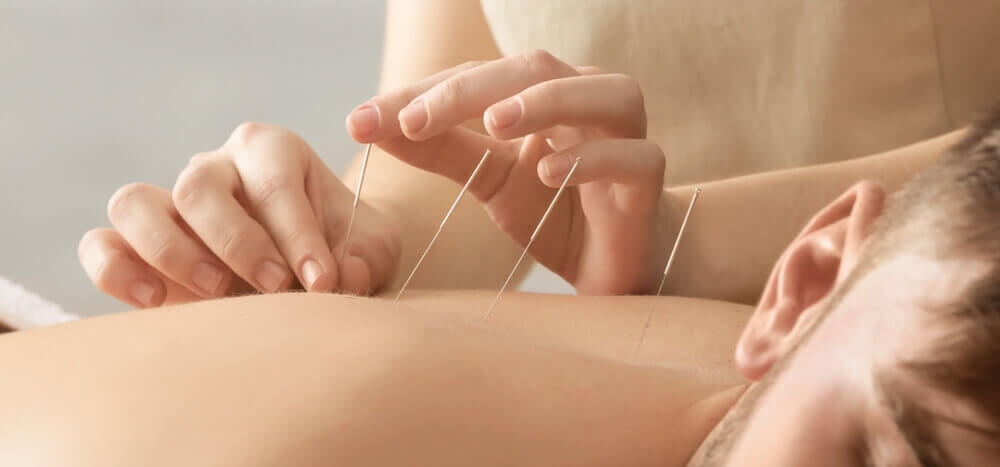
[663,128,967,303]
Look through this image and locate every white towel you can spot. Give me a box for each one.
[0,276,78,331]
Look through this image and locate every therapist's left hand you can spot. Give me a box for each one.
[347,50,671,295]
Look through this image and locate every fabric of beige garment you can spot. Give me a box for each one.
[480,0,1000,185]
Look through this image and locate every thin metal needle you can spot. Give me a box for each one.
[340,143,373,265]
[484,157,582,320]
[632,187,701,360]
[395,149,493,302]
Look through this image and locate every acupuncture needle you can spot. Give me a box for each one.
[631,187,701,360]
[395,148,493,302]
[484,157,582,320]
[340,143,373,266]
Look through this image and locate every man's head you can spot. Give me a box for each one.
[691,109,1000,466]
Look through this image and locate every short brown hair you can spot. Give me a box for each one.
[858,104,1000,461]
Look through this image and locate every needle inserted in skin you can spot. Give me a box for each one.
[484,157,582,320]
[340,143,373,266]
[395,149,493,302]
[632,187,701,360]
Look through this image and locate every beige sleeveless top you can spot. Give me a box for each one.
[480,0,1000,185]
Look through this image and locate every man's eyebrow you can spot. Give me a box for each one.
[873,381,957,467]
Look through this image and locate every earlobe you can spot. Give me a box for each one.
[736,182,885,381]
[735,300,795,380]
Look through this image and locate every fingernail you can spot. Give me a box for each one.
[400,98,428,134]
[488,97,522,130]
[301,258,324,290]
[191,262,223,295]
[543,155,573,178]
[129,280,156,307]
[348,103,380,137]
[255,260,287,293]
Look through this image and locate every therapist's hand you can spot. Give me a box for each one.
[347,50,669,295]
[79,123,401,308]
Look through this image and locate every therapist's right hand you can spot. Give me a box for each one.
[79,123,401,308]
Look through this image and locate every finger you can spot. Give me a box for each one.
[79,228,202,307]
[346,61,487,143]
[172,152,302,293]
[536,139,665,207]
[330,225,399,296]
[107,183,235,298]
[396,50,579,141]
[331,242,373,296]
[575,65,605,76]
[374,126,522,203]
[484,74,647,140]
[79,228,168,308]
[225,125,339,292]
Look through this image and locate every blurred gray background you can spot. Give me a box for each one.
[0,0,568,317]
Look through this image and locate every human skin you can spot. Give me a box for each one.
[0,291,750,467]
[77,121,965,309]
[31,172,1000,465]
[78,1,970,308]
[684,176,1000,466]
[347,0,968,303]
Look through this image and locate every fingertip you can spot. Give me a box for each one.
[338,252,372,296]
[536,154,576,188]
[535,163,561,188]
[253,259,293,294]
[128,277,167,308]
[398,98,431,141]
[93,252,167,308]
[346,102,381,142]
[484,97,522,135]
[300,256,337,293]
[78,228,102,263]
[482,111,497,136]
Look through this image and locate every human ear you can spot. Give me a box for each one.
[735,182,885,380]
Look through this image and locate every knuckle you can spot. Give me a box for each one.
[437,77,468,107]
[522,49,561,76]
[228,121,276,147]
[146,232,183,269]
[107,182,151,222]
[172,165,213,208]
[227,124,307,167]
[278,227,312,250]
[249,173,295,205]
[218,228,255,265]
[457,60,484,73]
[187,151,212,165]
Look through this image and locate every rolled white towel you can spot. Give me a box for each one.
[0,276,78,331]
